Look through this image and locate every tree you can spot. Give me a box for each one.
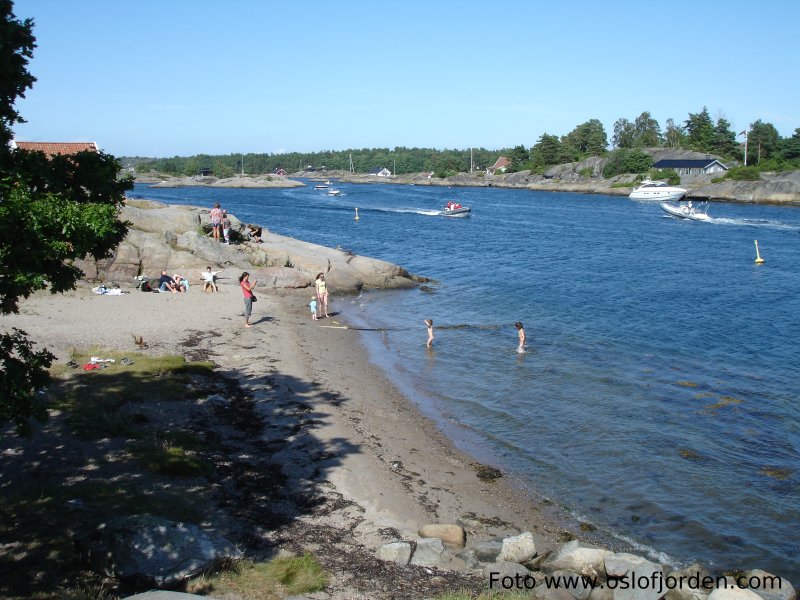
[684,107,715,153]
[565,119,608,156]
[633,112,662,147]
[779,128,800,162]
[0,1,132,435]
[530,134,561,168]
[711,117,738,158]
[612,118,636,149]
[664,118,685,149]
[747,120,781,164]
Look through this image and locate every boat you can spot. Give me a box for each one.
[314,184,329,190]
[327,189,342,196]
[440,201,471,217]
[629,179,687,202]
[659,201,711,222]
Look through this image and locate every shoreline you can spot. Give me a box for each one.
[1,279,602,596]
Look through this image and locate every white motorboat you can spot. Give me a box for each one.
[314,184,329,189]
[440,202,471,217]
[629,179,687,202]
[660,201,711,222]
[327,189,342,196]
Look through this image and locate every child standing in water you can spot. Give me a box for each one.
[515,322,526,353]
[310,297,318,320]
[424,319,434,348]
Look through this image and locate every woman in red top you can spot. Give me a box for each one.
[239,271,257,328]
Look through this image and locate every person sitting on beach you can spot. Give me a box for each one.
[173,274,188,293]
[158,270,178,293]
[247,224,263,243]
[425,319,434,348]
[515,321,526,353]
[201,266,218,293]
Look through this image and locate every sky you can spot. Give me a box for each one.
[10,0,800,158]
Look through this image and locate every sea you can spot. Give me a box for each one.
[130,180,800,581]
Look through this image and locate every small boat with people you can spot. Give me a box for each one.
[629,178,687,202]
[660,200,711,222]
[440,201,471,217]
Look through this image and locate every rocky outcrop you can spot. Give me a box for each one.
[79,200,422,292]
[146,174,303,188]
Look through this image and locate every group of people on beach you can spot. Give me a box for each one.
[209,203,232,244]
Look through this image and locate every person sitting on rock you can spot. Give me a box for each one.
[247,223,263,243]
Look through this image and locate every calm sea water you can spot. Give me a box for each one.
[131,181,800,580]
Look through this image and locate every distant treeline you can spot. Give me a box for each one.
[132,107,800,178]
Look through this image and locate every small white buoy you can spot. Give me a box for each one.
[754,239,765,264]
[354,207,359,221]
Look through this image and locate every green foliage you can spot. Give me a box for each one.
[530,133,561,167]
[578,167,593,178]
[649,168,681,185]
[747,120,781,164]
[684,106,715,152]
[264,552,327,594]
[725,166,761,181]
[0,328,54,435]
[602,148,653,178]
[0,3,131,435]
[564,119,608,155]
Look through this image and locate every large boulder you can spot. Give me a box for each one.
[542,540,612,578]
[82,514,242,587]
[498,531,537,563]
[604,552,663,600]
[418,523,467,549]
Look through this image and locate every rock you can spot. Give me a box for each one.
[123,593,221,599]
[589,587,616,600]
[535,585,581,600]
[83,515,242,587]
[550,569,593,600]
[483,560,534,583]
[604,552,662,600]
[664,563,712,600]
[474,539,504,563]
[741,570,796,600]
[206,394,227,407]
[378,541,412,565]
[707,588,763,600]
[410,537,448,566]
[457,548,481,569]
[418,523,467,549]
[542,540,612,578]
[498,531,537,563]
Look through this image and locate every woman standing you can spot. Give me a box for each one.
[315,272,329,318]
[239,272,257,328]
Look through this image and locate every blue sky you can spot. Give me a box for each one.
[10,0,800,157]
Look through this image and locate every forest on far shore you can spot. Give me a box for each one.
[131,107,800,181]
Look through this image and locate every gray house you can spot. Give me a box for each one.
[653,158,728,175]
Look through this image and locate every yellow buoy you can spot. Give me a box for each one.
[354,207,359,221]
[754,239,765,264]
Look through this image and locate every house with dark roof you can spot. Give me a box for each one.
[10,140,98,157]
[369,166,391,177]
[653,158,728,175]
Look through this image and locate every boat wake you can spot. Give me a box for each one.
[707,217,800,230]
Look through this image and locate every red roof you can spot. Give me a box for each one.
[12,141,98,157]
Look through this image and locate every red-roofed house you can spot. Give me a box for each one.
[10,140,99,157]
[488,156,511,174]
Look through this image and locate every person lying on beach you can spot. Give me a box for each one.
[425,319,434,348]
[201,267,218,293]
[158,270,178,293]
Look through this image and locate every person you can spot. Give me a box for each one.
[173,274,188,293]
[247,223,263,243]
[158,270,177,293]
[424,319,434,348]
[310,297,318,320]
[515,322,526,353]
[239,272,257,328]
[210,202,223,243]
[315,272,329,318]
[201,267,218,293]
[221,212,232,244]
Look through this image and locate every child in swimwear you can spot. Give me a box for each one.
[515,322,526,353]
[425,319,434,348]
[310,297,318,320]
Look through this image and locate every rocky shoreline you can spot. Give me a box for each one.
[4,202,795,598]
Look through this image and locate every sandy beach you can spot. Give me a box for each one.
[1,274,593,598]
